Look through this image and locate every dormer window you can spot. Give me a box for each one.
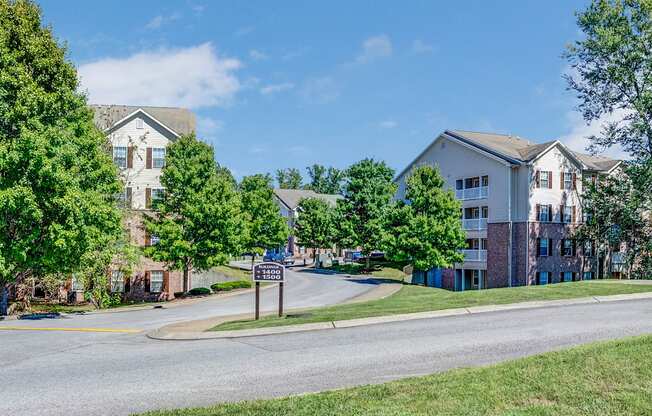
[136,118,144,129]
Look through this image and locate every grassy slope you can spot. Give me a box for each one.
[138,335,652,416]
[213,265,252,281]
[214,281,652,331]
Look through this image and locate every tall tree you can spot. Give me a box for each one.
[275,168,303,189]
[383,166,465,278]
[239,174,290,269]
[338,158,396,269]
[0,0,122,315]
[294,198,336,266]
[306,164,344,194]
[565,0,652,161]
[144,134,244,292]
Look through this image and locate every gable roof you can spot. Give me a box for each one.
[397,129,621,180]
[90,104,196,136]
[273,188,342,211]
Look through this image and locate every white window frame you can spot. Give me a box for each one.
[539,239,549,257]
[111,270,124,293]
[150,271,164,293]
[562,239,574,256]
[540,171,550,188]
[152,147,166,168]
[562,206,573,223]
[136,118,144,129]
[113,146,127,169]
[539,205,550,222]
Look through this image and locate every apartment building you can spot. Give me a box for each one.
[92,105,196,300]
[273,188,342,258]
[395,130,622,291]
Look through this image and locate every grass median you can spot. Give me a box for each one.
[138,335,652,415]
[212,280,652,331]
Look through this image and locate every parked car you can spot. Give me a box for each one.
[263,252,294,265]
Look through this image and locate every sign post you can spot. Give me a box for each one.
[252,262,286,320]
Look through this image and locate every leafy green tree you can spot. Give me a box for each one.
[239,174,290,269]
[338,158,397,269]
[144,134,245,292]
[275,168,303,189]
[565,0,652,161]
[294,198,336,266]
[383,166,465,279]
[306,164,344,194]
[0,0,122,315]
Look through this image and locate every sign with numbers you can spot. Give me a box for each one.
[253,262,285,282]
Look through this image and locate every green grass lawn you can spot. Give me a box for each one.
[137,335,652,416]
[327,261,409,281]
[213,281,652,331]
[214,265,252,281]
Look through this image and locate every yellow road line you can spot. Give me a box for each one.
[0,326,142,333]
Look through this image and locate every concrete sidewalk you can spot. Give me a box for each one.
[147,291,652,341]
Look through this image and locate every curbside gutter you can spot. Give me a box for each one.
[147,291,652,341]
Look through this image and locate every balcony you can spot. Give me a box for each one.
[463,249,487,262]
[455,186,488,201]
[462,218,488,231]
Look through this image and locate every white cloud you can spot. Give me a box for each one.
[249,49,268,61]
[300,77,340,103]
[260,82,295,95]
[145,13,180,30]
[356,34,393,63]
[379,120,397,129]
[558,110,629,159]
[411,39,435,54]
[79,43,241,109]
[197,116,223,135]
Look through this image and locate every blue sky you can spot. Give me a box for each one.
[39,0,610,180]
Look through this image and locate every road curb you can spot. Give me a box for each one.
[147,291,652,341]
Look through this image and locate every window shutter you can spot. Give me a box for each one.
[535,171,540,188]
[146,147,152,169]
[548,205,552,222]
[127,146,134,168]
[536,272,540,285]
[536,238,541,256]
[144,271,151,292]
[124,274,131,293]
[536,204,540,221]
[163,271,170,294]
[144,230,151,246]
[572,206,576,223]
[549,239,553,256]
[560,205,564,222]
[126,187,132,208]
[145,188,152,209]
[572,172,577,190]
[560,171,564,189]
[548,172,553,189]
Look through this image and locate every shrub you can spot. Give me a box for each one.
[188,287,211,296]
[211,280,252,292]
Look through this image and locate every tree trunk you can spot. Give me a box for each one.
[0,284,8,316]
[182,264,192,293]
[365,255,370,271]
[313,247,318,268]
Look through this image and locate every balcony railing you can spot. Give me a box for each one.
[462,218,488,230]
[463,249,487,262]
[455,186,488,201]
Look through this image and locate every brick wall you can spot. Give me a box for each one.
[487,223,509,288]
[527,222,584,284]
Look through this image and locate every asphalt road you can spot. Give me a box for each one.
[1,288,651,415]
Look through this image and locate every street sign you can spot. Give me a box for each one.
[252,262,286,319]
[253,262,285,282]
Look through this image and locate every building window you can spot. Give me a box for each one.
[583,241,594,257]
[472,270,480,287]
[481,238,488,250]
[456,179,463,190]
[563,172,573,190]
[562,271,574,282]
[152,147,166,168]
[150,271,164,293]
[538,238,551,257]
[481,175,489,187]
[562,205,573,223]
[110,270,124,293]
[152,188,165,205]
[136,118,144,129]
[562,239,575,256]
[465,177,480,189]
[538,271,550,285]
[150,234,160,245]
[71,274,84,292]
[538,171,551,188]
[583,271,594,280]
[537,204,552,222]
[481,206,488,218]
[113,146,127,168]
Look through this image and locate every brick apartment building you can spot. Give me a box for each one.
[395,130,622,291]
[92,105,196,300]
